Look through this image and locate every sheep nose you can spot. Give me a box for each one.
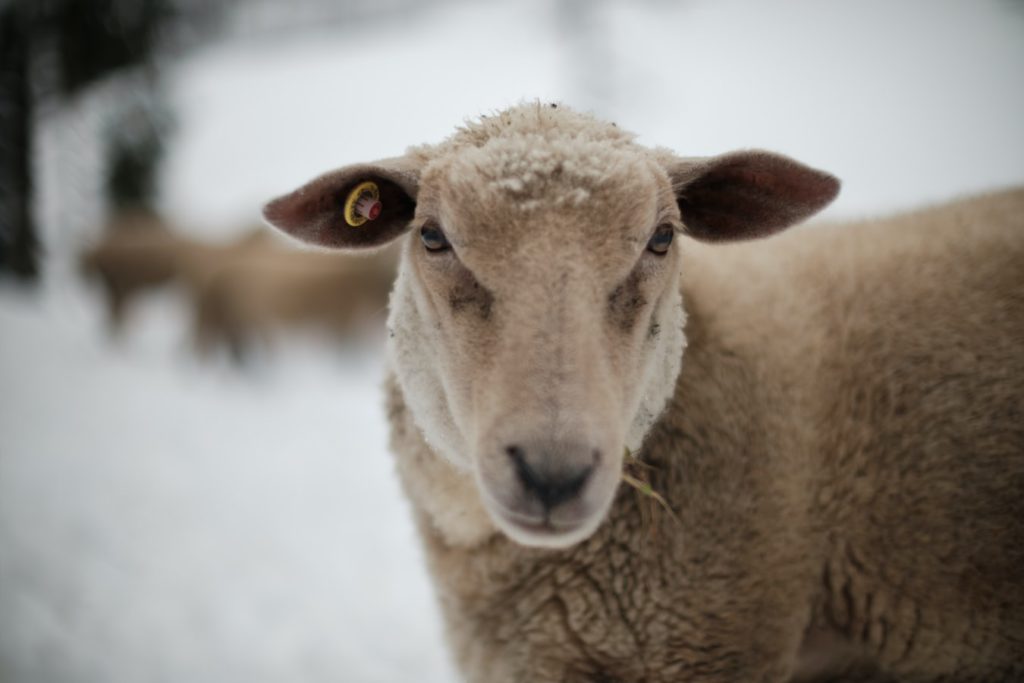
[505,443,597,511]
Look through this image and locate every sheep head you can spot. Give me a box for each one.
[263,104,838,549]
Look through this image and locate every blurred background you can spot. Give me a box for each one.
[1,1,1023,681]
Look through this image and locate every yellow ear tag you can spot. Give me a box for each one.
[343,181,382,227]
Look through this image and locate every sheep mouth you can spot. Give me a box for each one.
[499,513,598,548]
[505,511,588,534]
[482,495,602,548]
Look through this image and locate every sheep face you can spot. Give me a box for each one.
[386,142,687,547]
[263,104,839,549]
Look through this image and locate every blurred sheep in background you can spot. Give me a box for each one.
[79,209,397,360]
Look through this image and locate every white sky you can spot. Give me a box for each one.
[160,0,1024,235]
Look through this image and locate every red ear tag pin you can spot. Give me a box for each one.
[343,181,382,227]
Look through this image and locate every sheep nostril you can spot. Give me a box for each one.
[505,443,594,511]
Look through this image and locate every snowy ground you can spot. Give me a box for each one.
[0,287,449,683]
[2,1,1023,682]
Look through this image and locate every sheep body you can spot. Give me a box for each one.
[388,188,1024,682]
[79,209,189,329]
[189,242,397,359]
[80,211,396,356]
[263,104,1024,682]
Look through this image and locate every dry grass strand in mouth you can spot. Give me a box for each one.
[621,448,680,532]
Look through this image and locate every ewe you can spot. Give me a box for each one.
[264,104,1023,682]
[79,209,189,330]
[82,212,396,357]
[188,241,397,359]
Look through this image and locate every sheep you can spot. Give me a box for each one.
[262,103,1024,682]
[79,208,189,331]
[81,211,397,357]
[78,209,272,332]
[188,241,397,360]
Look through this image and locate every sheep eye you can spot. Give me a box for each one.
[420,224,451,252]
[646,224,674,255]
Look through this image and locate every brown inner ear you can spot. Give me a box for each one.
[678,156,839,242]
[265,174,416,249]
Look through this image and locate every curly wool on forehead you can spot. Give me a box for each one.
[412,104,651,212]
[446,103,635,150]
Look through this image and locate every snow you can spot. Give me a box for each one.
[2,1,1023,682]
[0,284,453,683]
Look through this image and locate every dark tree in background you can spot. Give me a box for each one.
[104,87,175,212]
[0,3,37,280]
[0,0,223,283]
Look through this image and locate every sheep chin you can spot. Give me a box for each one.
[474,476,619,550]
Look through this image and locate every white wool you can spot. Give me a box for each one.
[625,285,686,453]
[418,103,641,214]
[386,259,473,470]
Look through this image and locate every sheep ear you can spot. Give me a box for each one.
[262,155,420,249]
[664,150,839,242]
